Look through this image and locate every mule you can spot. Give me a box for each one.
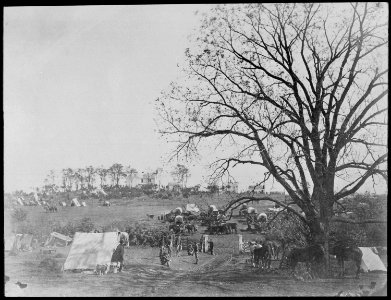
[253,246,271,269]
[226,223,238,234]
[330,244,362,279]
[285,244,325,275]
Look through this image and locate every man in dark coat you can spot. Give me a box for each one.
[111,240,125,272]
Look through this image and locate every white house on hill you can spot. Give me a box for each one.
[248,184,265,194]
[126,168,163,188]
[221,180,239,193]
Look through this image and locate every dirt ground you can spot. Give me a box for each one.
[4,244,387,297]
[4,196,387,296]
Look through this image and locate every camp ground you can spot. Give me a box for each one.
[44,232,73,247]
[63,232,118,271]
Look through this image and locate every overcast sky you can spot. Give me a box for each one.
[4,5,387,194]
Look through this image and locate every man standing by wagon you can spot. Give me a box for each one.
[194,242,199,264]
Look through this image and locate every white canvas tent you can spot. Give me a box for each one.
[186,204,200,213]
[359,247,387,272]
[4,236,16,251]
[71,198,81,207]
[61,202,67,207]
[20,234,33,251]
[63,232,119,270]
[44,232,72,247]
[81,201,87,207]
[8,234,32,252]
[17,197,24,206]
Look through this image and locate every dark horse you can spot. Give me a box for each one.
[285,244,326,275]
[330,243,362,279]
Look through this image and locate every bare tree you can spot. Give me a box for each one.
[124,166,138,188]
[84,166,96,190]
[157,2,388,264]
[171,164,191,188]
[96,166,108,188]
[108,163,126,187]
[62,168,74,192]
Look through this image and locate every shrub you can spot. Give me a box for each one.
[75,217,95,233]
[39,257,63,272]
[12,208,28,222]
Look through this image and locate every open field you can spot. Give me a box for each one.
[4,194,387,296]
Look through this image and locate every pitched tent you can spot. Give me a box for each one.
[45,232,72,247]
[17,197,24,206]
[359,247,387,272]
[71,198,81,207]
[81,201,87,207]
[20,234,33,251]
[61,202,67,207]
[11,234,24,252]
[186,204,200,213]
[63,232,119,271]
[4,236,16,251]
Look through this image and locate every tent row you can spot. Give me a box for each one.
[13,197,88,207]
[5,232,73,252]
[4,234,36,252]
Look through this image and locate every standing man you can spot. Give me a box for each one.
[194,242,199,264]
[209,239,214,255]
[111,240,125,272]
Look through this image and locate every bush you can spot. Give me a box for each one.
[76,217,95,233]
[12,208,28,222]
[39,257,63,272]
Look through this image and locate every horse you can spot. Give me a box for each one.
[253,245,271,269]
[226,222,238,234]
[330,244,363,279]
[285,244,326,275]
[185,224,197,234]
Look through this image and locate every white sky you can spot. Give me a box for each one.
[3,5,387,194]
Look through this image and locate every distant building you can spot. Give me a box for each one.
[126,168,163,188]
[269,190,285,195]
[248,184,265,194]
[221,180,239,193]
[165,182,182,192]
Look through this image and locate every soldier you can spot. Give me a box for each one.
[194,242,199,264]
[111,240,125,272]
[209,239,214,255]
[199,234,205,253]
